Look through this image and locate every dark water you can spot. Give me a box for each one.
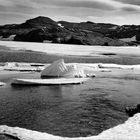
[0,72,140,137]
[0,50,140,65]
[0,50,140,137]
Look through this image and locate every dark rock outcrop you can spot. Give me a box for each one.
[136,31,140,42]
[0,134,19,140]
[125,104,140,117]
[14,29,46,42]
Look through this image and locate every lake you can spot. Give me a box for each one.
[0,70,140,137]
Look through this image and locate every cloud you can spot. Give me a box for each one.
[115,0,140,6]
[87,12,140,25]
[59,1,114,10]
[0,0,140,25]
[32,0,116,11]
[0,0,14,7]
[0,0,37,7]
[122,7,140,12]
[112,0,140,12]
[0,0,37,18]
[32,0,140,15]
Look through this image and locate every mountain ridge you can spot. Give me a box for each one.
[0,16,140,46]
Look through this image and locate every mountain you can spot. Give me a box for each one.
[0,16,140,46]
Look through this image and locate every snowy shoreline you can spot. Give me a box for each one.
[0,113,140,140]
[1,62,140,71]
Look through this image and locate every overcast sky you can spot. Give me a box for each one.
[0,0,140,25]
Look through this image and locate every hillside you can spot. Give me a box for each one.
[0,16,140,46]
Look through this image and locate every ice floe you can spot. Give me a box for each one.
[95,63,140,70]
[11,78,90,85]
[0,62,140,73]
[0,62,45,72]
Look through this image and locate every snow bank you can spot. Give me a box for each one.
[95,63,140,70]
[0,113,140,140]
[0,35,16,41]
[2,62,45,72]
[1,62,140,73]
[0,41,140,56]
[120,36,136,42]
[99,113,140,139]
[58,23,64,28]
[0,81,5,86]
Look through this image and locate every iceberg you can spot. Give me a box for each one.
[10,60,94,85]
[41,59,86,78]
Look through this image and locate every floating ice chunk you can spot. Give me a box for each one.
[11,78,90,85]
[98,63,140,70]
[41,59,86,78]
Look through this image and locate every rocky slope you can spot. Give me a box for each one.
[0,16,140,46]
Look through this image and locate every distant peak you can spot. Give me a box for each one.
[26,16,56,24]
[86,21,95,24]
[32,16,53,20]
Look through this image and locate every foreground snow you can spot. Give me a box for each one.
[0,113,140,140]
